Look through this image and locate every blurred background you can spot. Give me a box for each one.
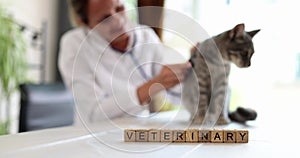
[0,0,299,135]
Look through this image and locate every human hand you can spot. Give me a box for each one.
[153,62,192,90]
[137,62,191,104]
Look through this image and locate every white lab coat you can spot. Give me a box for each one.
[59,25,179,126]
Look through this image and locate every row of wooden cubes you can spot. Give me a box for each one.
[124,129,248,143]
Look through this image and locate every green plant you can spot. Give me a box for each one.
[0,6,27,135]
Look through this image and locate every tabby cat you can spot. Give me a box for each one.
[183,23,259,126]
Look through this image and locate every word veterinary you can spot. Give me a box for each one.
[124,129,248,143]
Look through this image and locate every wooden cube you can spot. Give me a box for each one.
[199,130,211,142]
[148,129,161,142]
[211,130,224,143]
[236,130,248,143]
[160,130,173,142]
[173,130,186,142]
[135,129,148,142]
[185,130,199,142]
[124,129,136,142]
[224,130,236,143]
[123,129,249,143]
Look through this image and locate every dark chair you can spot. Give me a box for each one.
[19,82,74,132]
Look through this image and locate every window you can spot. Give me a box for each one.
[163,0,300,112]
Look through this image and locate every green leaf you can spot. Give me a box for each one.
[0,6,28,99]
[0,121,10,135]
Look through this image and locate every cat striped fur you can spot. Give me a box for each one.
[183,23,260,126]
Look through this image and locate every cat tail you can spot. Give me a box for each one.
[229,107,257,123]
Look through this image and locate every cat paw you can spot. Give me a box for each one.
[190,117,205,124]
[216,117,231,125]
[190,116,231,125]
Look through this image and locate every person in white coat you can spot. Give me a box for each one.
[59,0,191,126]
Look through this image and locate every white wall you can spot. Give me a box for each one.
[0,0,59,134]
[0,0,59,82]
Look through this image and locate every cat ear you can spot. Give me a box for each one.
[229,23,245,39]
[248,29,260,38]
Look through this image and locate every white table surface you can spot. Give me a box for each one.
[0,108,299,158]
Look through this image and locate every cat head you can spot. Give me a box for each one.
[221,23,260,68]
